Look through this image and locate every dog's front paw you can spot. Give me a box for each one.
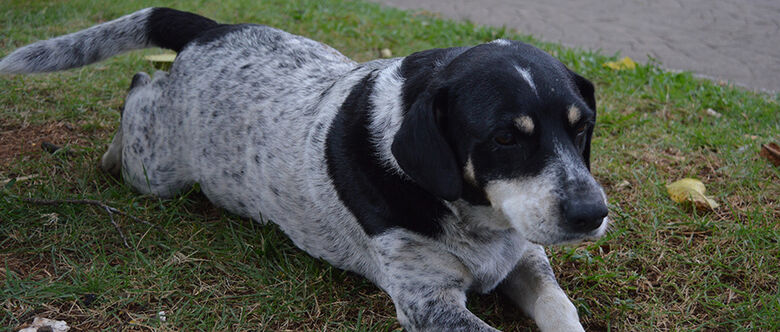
[532,290,584,332]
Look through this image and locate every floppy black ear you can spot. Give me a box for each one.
[391,88,462,201]
[570,71,596,170]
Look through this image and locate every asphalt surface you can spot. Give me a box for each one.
[368,0,780,93]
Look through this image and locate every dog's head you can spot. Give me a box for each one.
[392,40,608,244]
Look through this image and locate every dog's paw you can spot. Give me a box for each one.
[100,151,122,178]
[532,290,584,332]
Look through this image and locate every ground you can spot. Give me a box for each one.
[1,0,778,331]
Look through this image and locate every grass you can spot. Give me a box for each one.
[1,0,778,330]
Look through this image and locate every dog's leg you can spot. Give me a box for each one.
[101,73,151,178]
[376,233,498,332]
[498,245,584,332]
[388,286,498,332]
[100,126,123,178]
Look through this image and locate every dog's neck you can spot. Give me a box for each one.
[366,60,406,175]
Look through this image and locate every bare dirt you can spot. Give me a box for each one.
[0,121,111,169]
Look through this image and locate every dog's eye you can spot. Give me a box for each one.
[575,123,588,135]
[494,131,516,145]
[574,124,589,153]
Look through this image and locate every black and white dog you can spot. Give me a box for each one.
[1,8,609,331]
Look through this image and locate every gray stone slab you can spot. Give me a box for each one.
[368,0,780,93]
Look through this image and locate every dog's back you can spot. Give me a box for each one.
[161,24,356,214]
[164,25,382,270]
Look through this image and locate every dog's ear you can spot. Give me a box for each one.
[391,88,462,201]
[570,71,596,170]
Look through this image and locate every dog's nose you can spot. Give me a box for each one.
[562,199,608,233]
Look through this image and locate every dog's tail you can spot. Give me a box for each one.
[0,8,219,74]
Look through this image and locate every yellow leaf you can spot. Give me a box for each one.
[666,178,719,210]
[144,53,177,70]
[144,54,176,62]
[603,56,637,70]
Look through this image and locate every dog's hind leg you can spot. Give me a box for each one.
[498,245,584,332]
[101,73,152,178]
[113,71,193,197]
[100,126,123,178]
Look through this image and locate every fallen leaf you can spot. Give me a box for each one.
[380,48,393,58]
[615,180,631,189]
[18,317,70,332]
[144,54,176,62]
[760,142,780,167]
[603,56,636,70]
[666,178,719,210]
[704,108,722,118]
[144,53,176,70]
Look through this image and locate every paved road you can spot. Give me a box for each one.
[368,0,780,93]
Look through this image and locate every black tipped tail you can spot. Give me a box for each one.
[0,7,221,74]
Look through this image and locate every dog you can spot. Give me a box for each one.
[1,8,610,331]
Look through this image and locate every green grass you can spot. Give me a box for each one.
[1,0,778,330]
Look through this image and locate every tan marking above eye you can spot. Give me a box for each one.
[514,115,534,134]
[567,105,581,125]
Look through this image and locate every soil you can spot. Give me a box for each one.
[0,121,111,169]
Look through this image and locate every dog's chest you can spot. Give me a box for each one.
[441,206,530,293]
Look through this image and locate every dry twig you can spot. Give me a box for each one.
[19,197,166,248]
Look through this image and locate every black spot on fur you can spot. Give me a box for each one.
[269,186,281,196]
[232,171,243,181]
[147,8,220,52]
[326,73,450,238]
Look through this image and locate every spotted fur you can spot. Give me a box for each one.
[1,9,610,331]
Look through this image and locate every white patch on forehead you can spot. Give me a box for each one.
[490,39,511,46]
[514,115,534,134]
[514,65,538,97]
[567,105,581,125]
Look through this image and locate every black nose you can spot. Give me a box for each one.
[563,199,608,233]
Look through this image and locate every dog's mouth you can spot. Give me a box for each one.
[517,215,609,246]
[557,215,610,244]
[487,189,610,246]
